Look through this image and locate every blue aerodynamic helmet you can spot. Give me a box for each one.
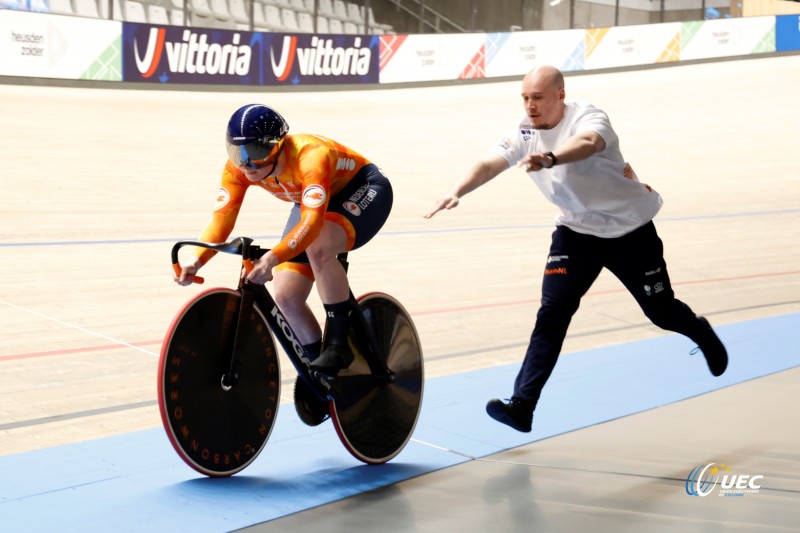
[225,104,289,169]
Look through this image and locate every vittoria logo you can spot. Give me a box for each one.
[133,28,253,79]
[125,27,378,86]
[270,35,372,80]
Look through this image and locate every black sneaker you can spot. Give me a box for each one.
[309,342,354,375]
[293,376,329,426]
[486,398,534,433]
[692,316,728,377]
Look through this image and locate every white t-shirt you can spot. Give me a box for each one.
[490,102,663,238]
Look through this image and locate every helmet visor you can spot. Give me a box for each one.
[226,139,279,169]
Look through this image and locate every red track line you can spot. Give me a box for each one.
[671,270,800,286]
[414,270,800,316]
[2,270,798,362]
[0,340,162,362]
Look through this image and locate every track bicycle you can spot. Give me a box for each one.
[158,237,424,477]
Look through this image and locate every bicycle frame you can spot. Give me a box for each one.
[171,237,392,402]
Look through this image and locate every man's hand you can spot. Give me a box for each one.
[424,194,459,219]
[517,152,553,172]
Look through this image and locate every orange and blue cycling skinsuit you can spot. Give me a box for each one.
[194,133,393,279]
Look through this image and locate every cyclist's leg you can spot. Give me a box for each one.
[305,222,354,372]
[272,203,321,347]
[306,222,349,305]
[309,165,393,373]
[309,164,393,298]
[272,268,320,346]
[275,256,331,426]
[330,164,393,252]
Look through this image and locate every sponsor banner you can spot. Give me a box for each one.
[485,29,585,78]
[776,14,800,51]
[584,23,681,70]
[122,24,379,85]
[0,9,121,80]
[379,33,486,83]
[266,34,379,85]
[123,25,265,85]
[680,16,775,60]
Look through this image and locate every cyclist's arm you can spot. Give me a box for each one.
[194,165,248,266]
[271,156,330,263]
[424,154,508,218]
[175,171,246,285]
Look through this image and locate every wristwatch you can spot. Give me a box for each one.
[545,151,558,168]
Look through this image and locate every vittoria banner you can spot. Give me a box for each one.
[122,24,379,86]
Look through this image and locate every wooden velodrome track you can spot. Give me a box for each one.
[1,54,799,530]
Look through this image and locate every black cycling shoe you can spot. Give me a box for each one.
[691,316,728,377]
[486,398,534,433]
[293,376,329,426]
[309,342,355,376]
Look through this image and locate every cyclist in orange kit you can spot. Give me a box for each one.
[174,104,393,381]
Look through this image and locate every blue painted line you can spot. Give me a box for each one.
[0,313,798,532]
[2,209,798,248]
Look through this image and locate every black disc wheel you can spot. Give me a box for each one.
[158,288,280,477]
[329,292,424,464]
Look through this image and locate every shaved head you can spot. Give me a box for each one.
[523,66,564,91]
[521,65,566,130]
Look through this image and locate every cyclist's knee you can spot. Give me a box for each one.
[272,273,312,314]
[305,244,335,265]
[305,229,346,267]
[273,288,304,317]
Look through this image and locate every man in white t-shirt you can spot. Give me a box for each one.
[425,66,727,433]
